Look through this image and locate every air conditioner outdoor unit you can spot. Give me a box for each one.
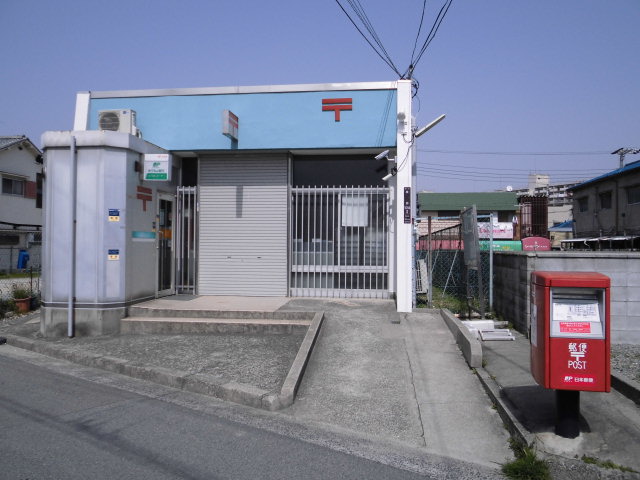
[98,109,140,136]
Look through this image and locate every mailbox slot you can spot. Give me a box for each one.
[550,288,606,340]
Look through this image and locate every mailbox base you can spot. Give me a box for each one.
[555,389,580,438]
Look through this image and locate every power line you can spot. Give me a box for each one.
[418,172,591,185]
[407,0,454,78]
[334,0,402,77]
[409,0,428,71]
[415,168,595,183]
[419,161,611,174]
[417,149,611,156]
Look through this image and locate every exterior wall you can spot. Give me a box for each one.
[0,146,41,226]
[85,85,397,151]
[571,169,640,237]
[494,251,640,344]
[41,130,167,336]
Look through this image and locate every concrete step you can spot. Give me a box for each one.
[127,305,316,321]
[121,316,311,335]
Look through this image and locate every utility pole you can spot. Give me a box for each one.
[395,80,413,313]
[612,148,640,168]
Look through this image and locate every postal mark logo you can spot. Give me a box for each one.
[568,342,587,370]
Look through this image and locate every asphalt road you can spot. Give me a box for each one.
[0,346,502,480]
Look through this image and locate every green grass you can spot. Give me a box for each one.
[427,287,467,314]
[502,441,550,480]
[581,455,637,473]
[0,272,40,279]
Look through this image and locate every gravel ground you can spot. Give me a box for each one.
[611,344,640,382]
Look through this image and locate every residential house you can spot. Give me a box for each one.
[0,136,43,271]
[416,191,518,238]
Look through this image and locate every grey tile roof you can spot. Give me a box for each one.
[0,136,27,150]
[0,135,41,154]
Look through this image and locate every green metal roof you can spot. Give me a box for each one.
[417,192,518,211]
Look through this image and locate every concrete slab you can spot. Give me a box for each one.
[405,312,512,467]
[278,299,512,468]
[482,331,640,472]
[2,299,517,471]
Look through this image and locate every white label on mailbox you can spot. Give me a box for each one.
[551,298,603,339]
[553,301,599,322]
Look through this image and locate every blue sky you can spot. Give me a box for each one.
[2,0,639,192]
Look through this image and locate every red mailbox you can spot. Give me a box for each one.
[530,271,610,392]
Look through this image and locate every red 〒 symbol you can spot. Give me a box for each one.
[137,185,153,211]
[322,98,353,122]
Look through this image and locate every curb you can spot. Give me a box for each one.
[612,370,640,406]
[439,308,483,368]
[474,366,535,447]
[3,311,324,412]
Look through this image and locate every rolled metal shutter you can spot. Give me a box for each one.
[198,154,288,296]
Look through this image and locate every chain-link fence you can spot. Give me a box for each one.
[0,246,42,317]
[415,217,491,316]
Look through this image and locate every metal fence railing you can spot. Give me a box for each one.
[290,186,390,299]
[415,217,491,316]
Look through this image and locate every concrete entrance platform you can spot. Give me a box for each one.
[136,295,291,312]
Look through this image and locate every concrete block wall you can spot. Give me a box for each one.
[493,251,640,344]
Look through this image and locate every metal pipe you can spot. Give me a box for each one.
[489,213,494,312]
[68,135,77,338]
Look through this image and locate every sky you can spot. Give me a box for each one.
[1,0,639,192]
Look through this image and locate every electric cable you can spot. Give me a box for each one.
[334,0,402,77]
[418,161,611,174]
[411,0,454,72]
[409,0,428,71]
[417,149,611,156]
[415,167,603,182]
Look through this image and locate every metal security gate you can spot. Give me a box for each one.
[290,186,389,298]
[176,186,198,293]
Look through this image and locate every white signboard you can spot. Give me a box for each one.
[222,110,239,141]
[478,222,514,239]
[143,154,172,181]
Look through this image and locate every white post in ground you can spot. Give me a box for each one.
[395,79,413,313]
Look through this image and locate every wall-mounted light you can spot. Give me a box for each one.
[414,114,446,138]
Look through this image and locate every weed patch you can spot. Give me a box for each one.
[502,441,550,480]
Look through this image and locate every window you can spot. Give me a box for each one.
[628,185,640,205]
[599,191,612,210]
[0,234,20,246]
[36,173,43,208]
[578,196,589,213]
[2,176,25,196]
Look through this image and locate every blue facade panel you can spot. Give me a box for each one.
[88,89,397,151]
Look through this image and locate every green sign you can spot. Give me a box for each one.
[143,154,171,181]
[480,240,522,251]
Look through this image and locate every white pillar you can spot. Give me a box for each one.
[395,80,413,312]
